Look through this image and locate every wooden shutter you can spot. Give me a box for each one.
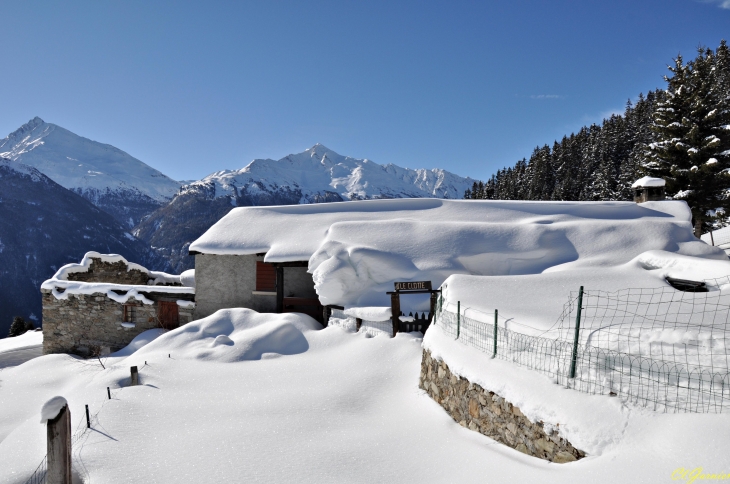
[256,262,276,291]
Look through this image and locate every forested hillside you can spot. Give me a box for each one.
[466,41,730,234]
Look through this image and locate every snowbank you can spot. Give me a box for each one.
[0,331,42,353]
[109,329,167,358]
[129,308,322,362]
[435,249,730,333]
[343,307,391,320]
[180,269,196,288]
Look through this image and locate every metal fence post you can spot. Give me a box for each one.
[456,301,461,339]
[493,309,498,357]
[569,286,584,379]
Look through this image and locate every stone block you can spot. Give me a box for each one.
[469,399,479,419]
[553,451,577,463]
[534,438,555,454]
[515,443,530,455]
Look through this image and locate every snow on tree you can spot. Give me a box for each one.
[645,42,730,237]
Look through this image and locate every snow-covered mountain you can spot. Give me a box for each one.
[0,157,163,336]
[0,117,181,227]
[184,143,475,202]
[136,144,477,272]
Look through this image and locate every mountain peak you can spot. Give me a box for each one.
[5,116,48,141]
[307,142,333,153]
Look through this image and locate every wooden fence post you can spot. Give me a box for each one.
[130,366,139,386]
[47,404,71,484]
[390,292,400,338]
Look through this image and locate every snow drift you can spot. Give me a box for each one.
[129,309,322,362]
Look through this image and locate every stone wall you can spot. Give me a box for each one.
[194,254,318,319]
[42,291,195,356]
[66,258,152,285]
[419,349,585,463]
[194,254,258,319]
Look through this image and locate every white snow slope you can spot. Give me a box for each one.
[181,143,477,202]
[0,310,728,483]
[0,117,180,202]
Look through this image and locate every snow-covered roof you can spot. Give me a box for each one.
[191,198,687,260]
[631,176,666,188]
[189,198,725,308]
[42,252,194,304]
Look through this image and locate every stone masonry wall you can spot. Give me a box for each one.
[43,290,160,356]
[66,258,152,285]
[419,349,585,463]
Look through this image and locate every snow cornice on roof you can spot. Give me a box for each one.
[188,198,695,262]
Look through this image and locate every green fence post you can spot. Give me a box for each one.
[493,309,498,357]
[569,286,584,379]
[456,301,461,340]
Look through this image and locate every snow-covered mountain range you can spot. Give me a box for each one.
[0,117,181,227]
[185,143,476,203]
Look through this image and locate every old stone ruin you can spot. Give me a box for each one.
[41,254,195,357]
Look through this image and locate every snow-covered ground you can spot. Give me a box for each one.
[0,332,43,370]
[0,331,42,354]
[1,310,728,483]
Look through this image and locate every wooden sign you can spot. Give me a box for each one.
[394,281,432,291]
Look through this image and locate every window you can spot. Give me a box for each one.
[123,304,136,323]
[256,262,276,292]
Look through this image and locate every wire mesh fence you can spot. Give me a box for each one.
[23,424,89,484]
[703,227,730,249]
[434,284,730,413]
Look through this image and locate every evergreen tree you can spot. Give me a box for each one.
[645,45,730,236]
[8,316,27,337]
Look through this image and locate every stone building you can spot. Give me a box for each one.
[41,252,195,356]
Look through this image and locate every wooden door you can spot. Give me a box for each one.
[157,301,180,330]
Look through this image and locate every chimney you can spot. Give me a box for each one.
[631,176,666,203]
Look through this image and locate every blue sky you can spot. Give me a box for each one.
[1,1,729,182]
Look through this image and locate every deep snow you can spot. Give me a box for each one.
[191,198,725,308]
[1,309,729,483]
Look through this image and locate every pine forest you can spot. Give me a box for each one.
[465,41,730,236]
